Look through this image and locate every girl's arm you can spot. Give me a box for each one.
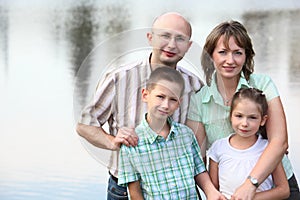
[128,181,144,200]
[254,161,290,200]
[233,97,288,199]
[209,158,220,190]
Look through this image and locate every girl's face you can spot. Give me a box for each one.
[212,36,246,80]
[231,98,267,138]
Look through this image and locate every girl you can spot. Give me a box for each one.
[208,88,289,200]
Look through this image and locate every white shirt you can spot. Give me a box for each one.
[207,134,273,199]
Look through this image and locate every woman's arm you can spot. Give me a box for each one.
[186,119,207,158]
[254,162,290,200]
[209,158,220,190]
[232,97,288,199]
[128,181,144,200]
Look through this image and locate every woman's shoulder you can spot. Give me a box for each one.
[249,73,274,83]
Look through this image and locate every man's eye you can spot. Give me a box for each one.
[161,34,171,39]
[175,37,185,42]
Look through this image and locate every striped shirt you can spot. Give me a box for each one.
[118,115,206,200]
[79,54,203,176]
[188,72,294,179]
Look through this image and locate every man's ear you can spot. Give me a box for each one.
[146,32,153,46]
[141,88,149,102]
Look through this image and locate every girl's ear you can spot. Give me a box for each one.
[141,88,149,102]
[260,115,268,126]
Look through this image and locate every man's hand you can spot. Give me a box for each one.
[112,127,139,150]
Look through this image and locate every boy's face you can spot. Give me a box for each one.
[142,80,182,121]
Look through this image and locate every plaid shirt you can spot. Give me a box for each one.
[79,54,203,177]
[118,115,206,200]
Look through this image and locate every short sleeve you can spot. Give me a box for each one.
[191,132,206,175]
[187,92,203,122]
[118,145,140,186]
[249,74,279,101]
[207,140,221,163]
[79,72,116,126]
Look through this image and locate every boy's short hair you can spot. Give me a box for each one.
[146,67,185,96]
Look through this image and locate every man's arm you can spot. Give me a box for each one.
[76,123,138,150]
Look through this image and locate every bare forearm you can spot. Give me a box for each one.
[76,123,116,150]
[250,97,288,183]
[254,187,290,200]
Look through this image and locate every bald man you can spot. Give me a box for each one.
[76,12,203,199]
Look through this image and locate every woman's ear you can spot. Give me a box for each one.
[141,88,149,102]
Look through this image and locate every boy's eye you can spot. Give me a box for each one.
[170,98,178,102]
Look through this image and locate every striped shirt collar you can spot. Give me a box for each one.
[203,72,251,104]
[139,113,177,144]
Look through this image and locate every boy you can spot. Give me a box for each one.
[118,67,225,199]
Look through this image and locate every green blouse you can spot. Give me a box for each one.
[188,72,293,179]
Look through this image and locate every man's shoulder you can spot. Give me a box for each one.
[107,59,148,75]
[176,66,204,91]
[176,66,199,78]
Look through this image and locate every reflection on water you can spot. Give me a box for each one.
[63,1,131,106]
[243,9,300,86]
[288,10,300,84]
[1,1,300,199]
[0,5,8,76]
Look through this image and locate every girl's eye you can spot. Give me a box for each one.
[234,114,242,118]
[157,95,164,99]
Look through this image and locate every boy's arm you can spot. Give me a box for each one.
[253,162,290,200]
[208,158,219,190]
[195,172,226,200]
[128,181,144,200]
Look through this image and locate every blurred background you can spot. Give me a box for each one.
[1,0,299,199]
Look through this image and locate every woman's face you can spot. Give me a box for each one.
[212,35,246,80]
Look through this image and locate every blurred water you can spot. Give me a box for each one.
[1,0,300,199]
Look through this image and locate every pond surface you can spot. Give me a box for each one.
[1,0,300,199]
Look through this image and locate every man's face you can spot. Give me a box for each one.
[147,14,192,68]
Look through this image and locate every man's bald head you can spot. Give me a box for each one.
[152,12,192,38]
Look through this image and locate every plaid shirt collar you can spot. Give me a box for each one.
[139,113,177,144]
